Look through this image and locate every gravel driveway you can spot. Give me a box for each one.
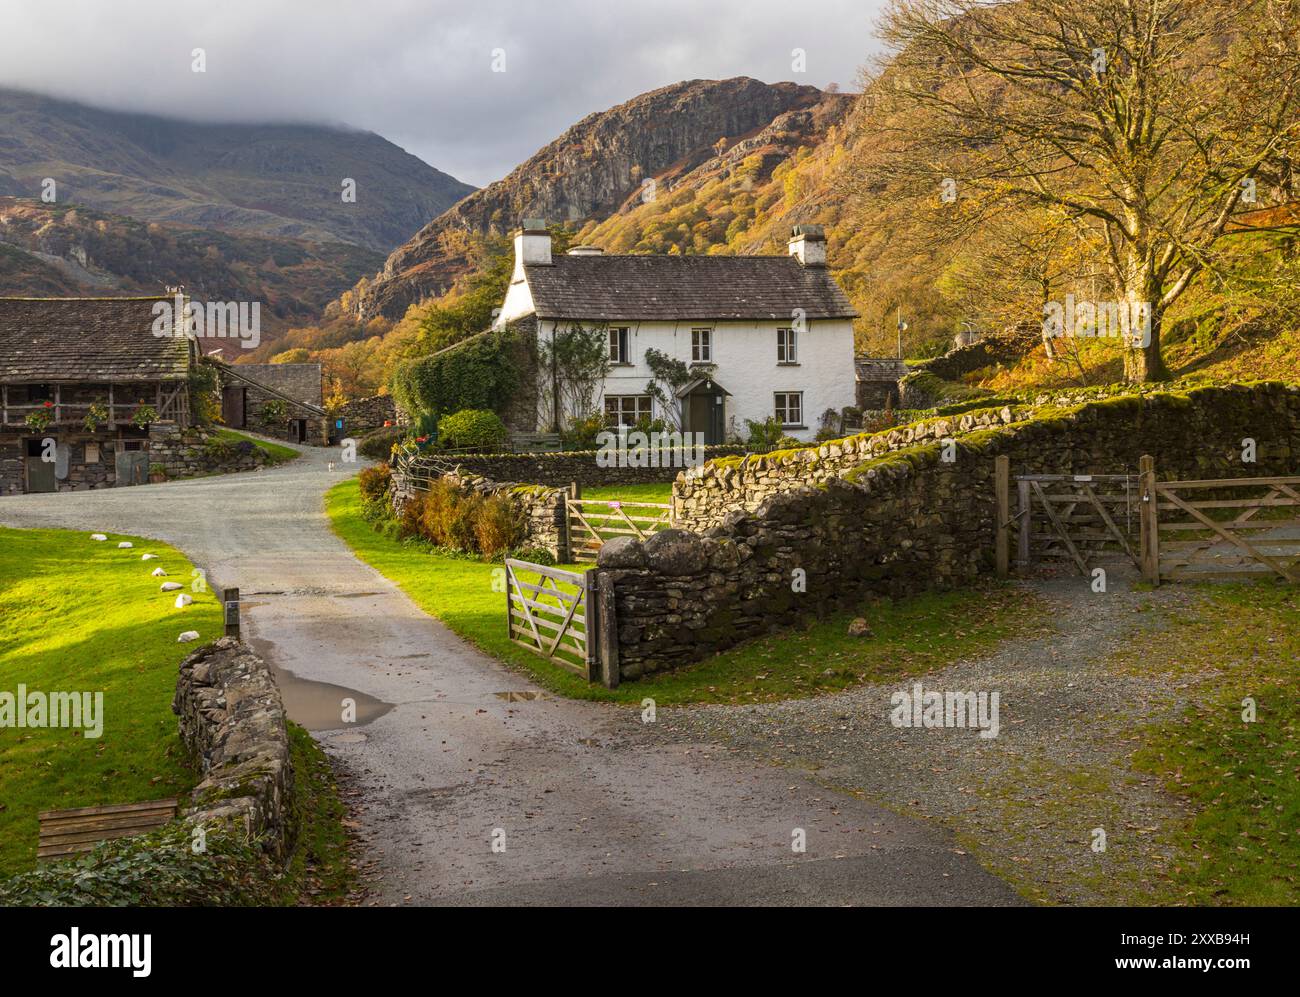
[0,444,1023,906]
[643,574,1198,905]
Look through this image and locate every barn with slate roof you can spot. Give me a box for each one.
[495,221,858,442]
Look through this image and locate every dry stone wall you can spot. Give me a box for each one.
[172,637,295,858]
[673,405,1030,530]
[602,384,1300,678]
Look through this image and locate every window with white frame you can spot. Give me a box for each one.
[604,394,653,427]
[777,327,798,364]
[608,327,631,364]
[774,391,803,427]
[691,327,712,362]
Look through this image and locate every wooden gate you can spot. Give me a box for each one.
[997,458,1141,575]
[565,498,672,561]
[505,559,619,687]
[1147,474,1300,583]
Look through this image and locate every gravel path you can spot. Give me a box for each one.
[0,447,1021,907]
[639,573,1199,905]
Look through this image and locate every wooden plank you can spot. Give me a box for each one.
[1017,479,1031,568]
[508,638,587,673]
[568,500,672,511]
[1080,483,1140,567]
[40,798,178,821]
[1159,487,1300,583]
[1157,497,1300,511]
[1157,476,1300,489]
[505,559,586,585]
[1139,455,1160,584]
[1160,518,1300,532]
[1031,480,1088,574]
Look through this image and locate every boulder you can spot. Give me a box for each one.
[642,529,710,576]
[597,535,648,569]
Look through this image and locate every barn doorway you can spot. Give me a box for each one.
[24,438,56,493]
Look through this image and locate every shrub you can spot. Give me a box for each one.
[358,463,392,504]
[259,399,288,426]
[437,409,508,451]
[389,326,520,422]
[358,426,404,461]
[560,412,605,450]
[743,416,786,449]
[473,493,527,558]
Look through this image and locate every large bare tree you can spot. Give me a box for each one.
[870,0,1300,381]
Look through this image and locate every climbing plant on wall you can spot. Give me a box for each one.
[389,326,520,425]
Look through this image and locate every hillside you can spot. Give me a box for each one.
[0,89,475,253]
[347,77,836,320]
[0,197,384,333]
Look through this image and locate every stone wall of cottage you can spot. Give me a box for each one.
[236,363,328,445]
[672,405,1032,530]
[173,637,295,858]
[600,384,1300,678]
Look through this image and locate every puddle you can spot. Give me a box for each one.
[495,690,547,702]
[248,637,394,732]
[334,591,384,599]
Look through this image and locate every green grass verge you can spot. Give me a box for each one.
[327,478,1043,705]
[0,526,222,877]
[213,428,299,464]
[581,482,673,504]
[1126,583,1300,905]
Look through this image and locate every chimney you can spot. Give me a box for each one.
[514,218,552,266]
[567,245,604,256]
[788,224,827,266]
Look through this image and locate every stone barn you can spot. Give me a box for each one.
[218,361,328,445]
[0,296,200,494]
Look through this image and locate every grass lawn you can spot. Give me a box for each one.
[0,526,222,877]
[581,482,672,504]
[327,477,1044,705]
[212,428,300,464]
[1125,583,1300,905]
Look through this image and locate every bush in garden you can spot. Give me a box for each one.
[358,463,392,504]
[436,409,508,451]
[473,493,526,559]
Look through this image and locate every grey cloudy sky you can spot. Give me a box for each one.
[0,0,886,187]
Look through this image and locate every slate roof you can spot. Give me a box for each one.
[0,297,192,383]
[523,254,858,322]
[854,355,909,381]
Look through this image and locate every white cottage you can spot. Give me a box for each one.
[495,220,858,443]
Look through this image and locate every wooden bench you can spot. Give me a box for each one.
[38,798,179,861]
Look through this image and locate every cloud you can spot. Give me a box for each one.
[0,0,884,185]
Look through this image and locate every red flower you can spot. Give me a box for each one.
[42,400,53,408]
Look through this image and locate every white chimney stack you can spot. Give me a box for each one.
[515,218,552,266]
[788,224,827,266]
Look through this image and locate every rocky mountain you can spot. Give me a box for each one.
[0,197,384,333]
[349,77,834,319]
[0,89,475,253]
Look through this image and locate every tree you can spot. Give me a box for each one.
[871,0,1300,382]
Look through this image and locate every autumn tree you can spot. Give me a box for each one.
[870,0,1300,381]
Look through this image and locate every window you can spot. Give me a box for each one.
[777,327,798,364]
[608,327,631,364]
[604,395,653,427]
[691,327,712,363]
[774,392,803,427]
[28,383,52,402]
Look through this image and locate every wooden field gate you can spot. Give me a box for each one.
[996,455,1300,584]
[565,497,673,562]
[505,559,619,687]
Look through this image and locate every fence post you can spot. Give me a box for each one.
[596,571,620,690]
[995,455,1010,578]
[1017,478,1031,569]
[223,586,241,639]
[1139,454,1160,585]
[582,569,599,684]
